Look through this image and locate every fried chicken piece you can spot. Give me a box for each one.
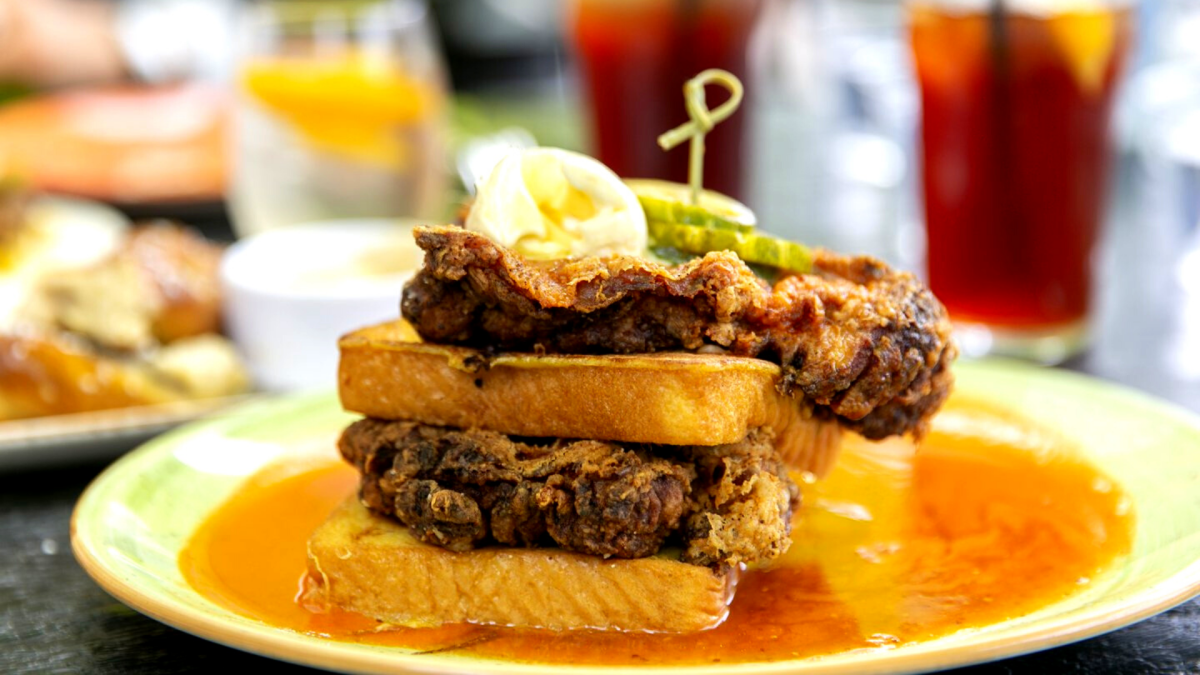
[340,419,693,558]
[401,226,955,439]
[681,430,800,567]
[338,419,800,567]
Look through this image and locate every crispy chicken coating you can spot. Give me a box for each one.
[401,226,955,440]
[682,429,799,567]
[339,419,799,568]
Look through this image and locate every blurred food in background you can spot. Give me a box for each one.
[0,186,248,420]
[0,85,226,205]
[0,172,30,247]
[230,0,448,237]
[569,0,761,200]
[910,0,1133,363]
[0,191,128,326]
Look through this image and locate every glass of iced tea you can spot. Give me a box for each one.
[910,0,1133,362]
[231,0,448,237]
[568,0,762,201]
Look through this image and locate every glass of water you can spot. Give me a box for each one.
[231,0,448,237]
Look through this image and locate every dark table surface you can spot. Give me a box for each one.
[4,182,1200,675]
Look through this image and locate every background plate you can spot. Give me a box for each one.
[71,360,1200,675]
[0,395,251,472]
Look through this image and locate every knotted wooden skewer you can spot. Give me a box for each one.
[656,69,744,206]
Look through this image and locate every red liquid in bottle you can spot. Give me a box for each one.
[911,6,1131,328]
[571,0,762,201]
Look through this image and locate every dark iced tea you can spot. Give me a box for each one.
[911,4,1132,335]
[570,0,761,200]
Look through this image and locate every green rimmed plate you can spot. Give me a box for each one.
[71,360,1200,675]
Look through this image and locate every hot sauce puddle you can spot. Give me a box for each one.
[179,398,1133,666]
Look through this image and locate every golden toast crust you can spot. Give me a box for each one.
[306,498,737,632]
[338,320,842,476]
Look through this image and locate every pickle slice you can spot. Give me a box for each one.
[626,179,756,233]
[646,245,699,266]
[648,220,813,274]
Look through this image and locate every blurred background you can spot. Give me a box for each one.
[1,0,1199,417]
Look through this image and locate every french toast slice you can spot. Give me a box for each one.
[338,320,842,477]
[306,497,738,633]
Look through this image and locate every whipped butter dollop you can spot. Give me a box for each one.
[466,147,647,259]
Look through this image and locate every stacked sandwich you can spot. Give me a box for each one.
[307,148,954,633]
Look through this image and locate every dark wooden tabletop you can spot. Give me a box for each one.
[5,175,1200,674]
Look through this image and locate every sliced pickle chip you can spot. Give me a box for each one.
[646,245,699,266]
[648,220,813,274]
[626,179,756,233]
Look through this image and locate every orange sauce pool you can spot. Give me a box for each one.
[180,398,1133,666]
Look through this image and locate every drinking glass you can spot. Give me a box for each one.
[568,0,762,201]
[231,0,448,237]
[909,0,1134,362]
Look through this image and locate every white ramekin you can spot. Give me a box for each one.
[220,219,423,391]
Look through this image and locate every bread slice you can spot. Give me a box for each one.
[306,497,738,632]
[338,320,841,476]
